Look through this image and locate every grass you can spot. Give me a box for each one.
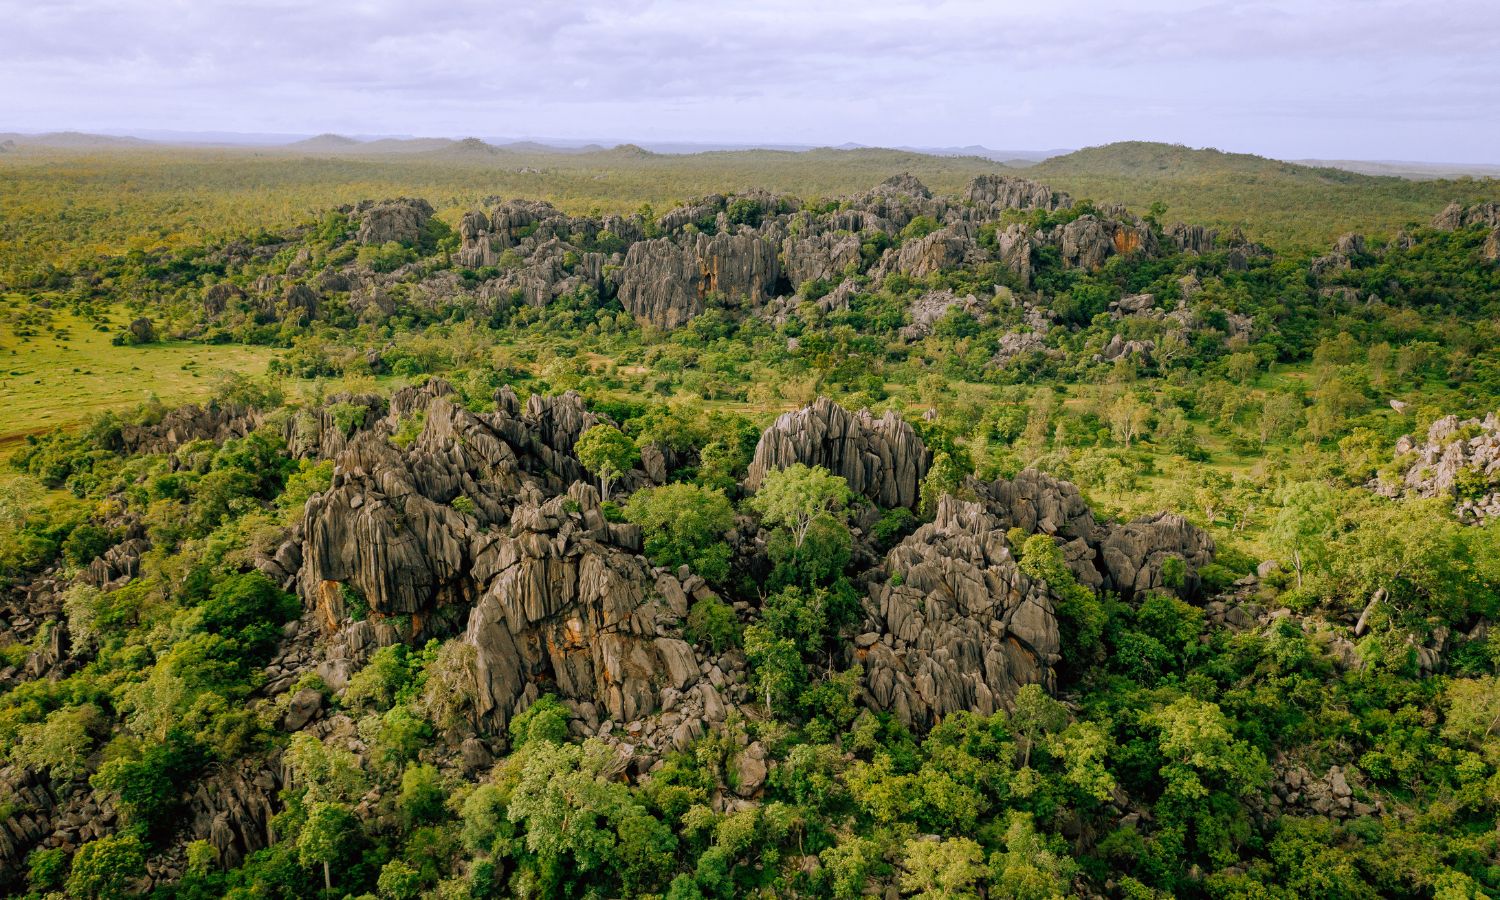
[0,305,277,448]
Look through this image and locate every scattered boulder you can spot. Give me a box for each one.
[1379,412,1500,522]
[900,289,983,341]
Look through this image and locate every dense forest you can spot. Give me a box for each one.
[2,156,1500,899]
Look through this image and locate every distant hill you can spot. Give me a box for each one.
[1024,141,1500,250]
[285,133,363,151]
[1296,158,1500,181]
[1031,141,1355,181]
[0,131,152,149]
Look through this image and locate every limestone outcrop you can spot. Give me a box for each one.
[617,231,781,329]
[1432,201,1500,231]
[857,495,1061,729]
[464,483,697,729]
[1380,412,1500,522]
[355,197,434,246]
[745,398,931,509]
[964,173,1072,212]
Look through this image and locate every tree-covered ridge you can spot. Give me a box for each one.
[1,174,1499,899]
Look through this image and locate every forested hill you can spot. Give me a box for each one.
[1030,141,1500,251]
[2,170,1500,899]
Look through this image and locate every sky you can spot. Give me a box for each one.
[2,0,1498,162]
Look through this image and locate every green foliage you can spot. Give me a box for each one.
[685,595,740,654]
[625,482,735,581]
[510,694,572,749]
[1017,532,1106,661]
[575,423,640,498]
[66,833,147,899]
[748,464,852,549]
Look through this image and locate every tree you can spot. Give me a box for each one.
[992,812,1078,900]
[575,424,639,500]
[1108,391,1151,447]
[625,483,735,581]
[1267,481,1341,588]
[1442,676,1500,745]
[1009,683,1068,769]
[744,624,806,714]
[919,450,968,519]
[899,836,989,900]
[748,464,852,550]
[67,833,147,899]
[298,801,357,891]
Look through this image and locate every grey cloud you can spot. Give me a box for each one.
[0,0,1495,160]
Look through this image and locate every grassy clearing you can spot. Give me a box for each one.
[0,305,277,447]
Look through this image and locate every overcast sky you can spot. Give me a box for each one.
[3,0,1497,162]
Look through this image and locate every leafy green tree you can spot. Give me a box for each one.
[625,483,735,581]
[899,835,989,900]
[1017,532,1106,660]
[67,833,147,899]
[298,801,358,892]
[12,702,102,781]
[1268,481,1341,588]
[510,694,572,748]
[748,464,851,550]
[575,424,639,500]
[919,450,968,519]
[27,847,69,893]
[744,624,806,715]
[685,595,741,654]
[992,812,1079,900]
[378,859,425,900]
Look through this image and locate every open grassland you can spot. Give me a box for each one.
[0,302,277,447]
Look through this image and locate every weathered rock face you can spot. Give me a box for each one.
[994,223,1037,284]
[970,469,1214,599]
[1097,512,1214,597]
[114,401,261,455]
[858,495,1061,729]
[1054,215,1156,270]
[464,482,696,729]
[1432,200,1500,231]
[617,231,782,329]
[1380,412,1500,522]
[854,468,1215,730]
[1485,228,1500,263]
[964,173,1072,212]
[1166,222,1217,254]
[782,230,863,288]
[294,382,618,623]
[745,398,931,509]
[890,224,977,278]
[356,198,434,246]
[284,393,386,460]
[900,289,983,341]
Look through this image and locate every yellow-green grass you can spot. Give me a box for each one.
[0,308,277,449]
